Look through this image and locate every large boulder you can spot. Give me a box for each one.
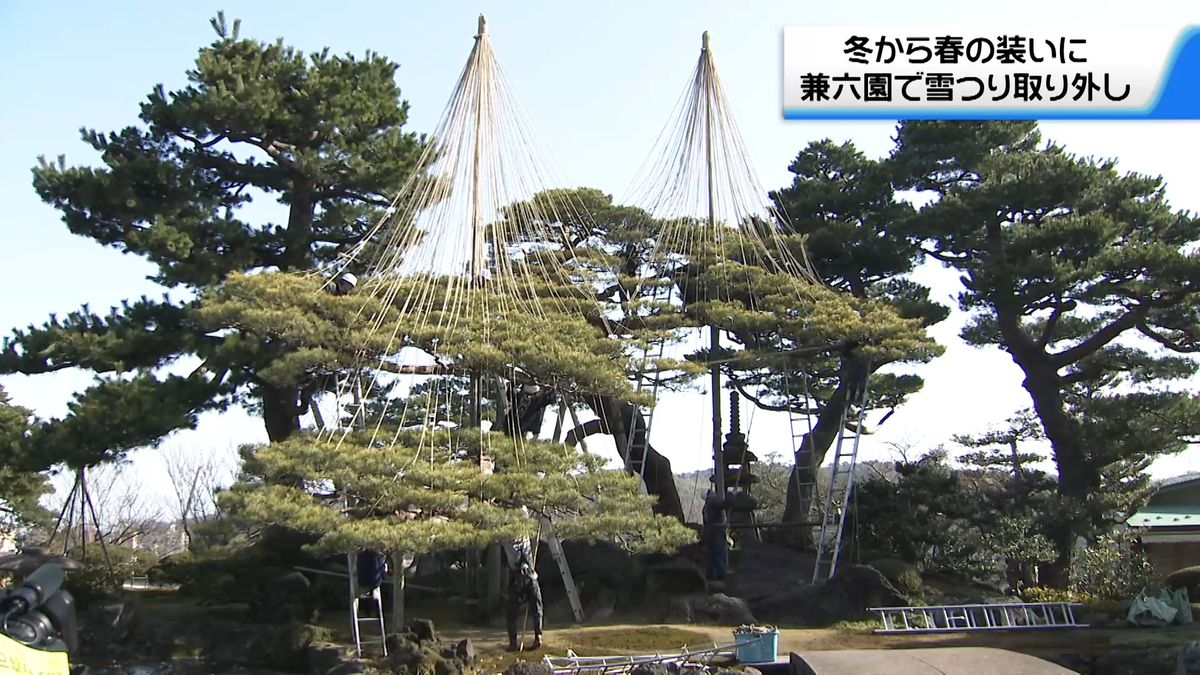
[383,622,473,675]
[646,559,707,595]
[723,546,812,603]
[1168,566,1200,603]
[251,570,319,623]
[1179,641,1200,675]
[867,558,922,596]
[662,593,756,625]
[752,565,907,627]
[503,662,553,675]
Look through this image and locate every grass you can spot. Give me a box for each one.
[560,626,717,655]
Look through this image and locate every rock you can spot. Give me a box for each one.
[559,539,633,586]
[867,558,922,595]
[646,559,707,595]
[1169,566,1200,602]
[454,638,475,668]
[692,594,756,625]
[386,633,421,663]
[664,596,694,623]
[751,565,906,627]
[83,600,139,647]
[831,565,908,608]
[662,593,756,625]
[307,642,351,674]
[408,617,438,642]
[1178,641,1200,675]
[253,571,318,623]
[386,631,462,675]
[503,662,554,675]
[585,586,617,622]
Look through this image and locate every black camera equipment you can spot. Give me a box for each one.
[0,563,78,654]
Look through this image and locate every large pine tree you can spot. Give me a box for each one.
[892,120,1200,582]
[1,14,427,471]
[764,140,949,525]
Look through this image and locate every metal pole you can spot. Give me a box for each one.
[701,32,725,496]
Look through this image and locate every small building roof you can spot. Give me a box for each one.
[1155,472,1200,493]
[1128,504,1200,529]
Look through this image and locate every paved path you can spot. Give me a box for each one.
[789,647,1077,675]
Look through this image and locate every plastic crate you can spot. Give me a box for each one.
[732,627,779,664]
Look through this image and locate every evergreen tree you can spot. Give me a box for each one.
[208,267,694,556]
[952,409,1045,481]
[225,428,694,557]
[954,411,1058,590]
[761,140,950,524]
[0,387,51,532]
[508,188,939,523]
[1,13,427,473]
[892,120,1200,583]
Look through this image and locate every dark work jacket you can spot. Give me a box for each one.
[701,494,728,540]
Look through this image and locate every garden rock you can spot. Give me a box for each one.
[502,662,553,675]
[1178,641,1200,675]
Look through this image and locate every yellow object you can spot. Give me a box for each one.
[0,633,69,675]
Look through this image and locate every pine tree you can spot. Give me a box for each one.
[207,268,695,556]
[892,120,1200,583]
[0,387,51,531]
[1,14,427,473]
[762,140,950,524]
[505,188,940,523]
[953,411,1057,590]
[225,428,694,557]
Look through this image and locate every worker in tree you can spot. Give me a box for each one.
[502,526,543,651]
[701,488,730,581]
[356,549,388,595]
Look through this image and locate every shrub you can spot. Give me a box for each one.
[1068,530,1162,601]
[868,558,923,596]
[1021,586,1078,603]
[61,544,155,607]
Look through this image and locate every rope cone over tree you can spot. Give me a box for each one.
[220,15,694,579]
[602,30,939,548]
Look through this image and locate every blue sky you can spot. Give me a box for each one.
[2,1,1199,513]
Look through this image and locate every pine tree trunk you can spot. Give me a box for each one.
[996,309,1096,587]
[781,352,869,536]
[572,395,686,522]
[1018,366,1093,587]
[261,383,302,442]
[281,182,316,271]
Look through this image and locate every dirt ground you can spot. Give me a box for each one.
[132,592,1200,673]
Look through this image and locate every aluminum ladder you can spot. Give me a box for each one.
[786,371,819,524]
[543,640,735,674]
[811,375,871,583]
[870,602,1088,634]
[538,517,585,623]
[347,553,389,657]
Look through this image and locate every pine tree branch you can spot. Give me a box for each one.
[1135,320,1198,353]
[1049,305,1147,368]
[174,130,228,150]
[316,187,393,207]
[1036,303,1068,348]
[921,247,972,264]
